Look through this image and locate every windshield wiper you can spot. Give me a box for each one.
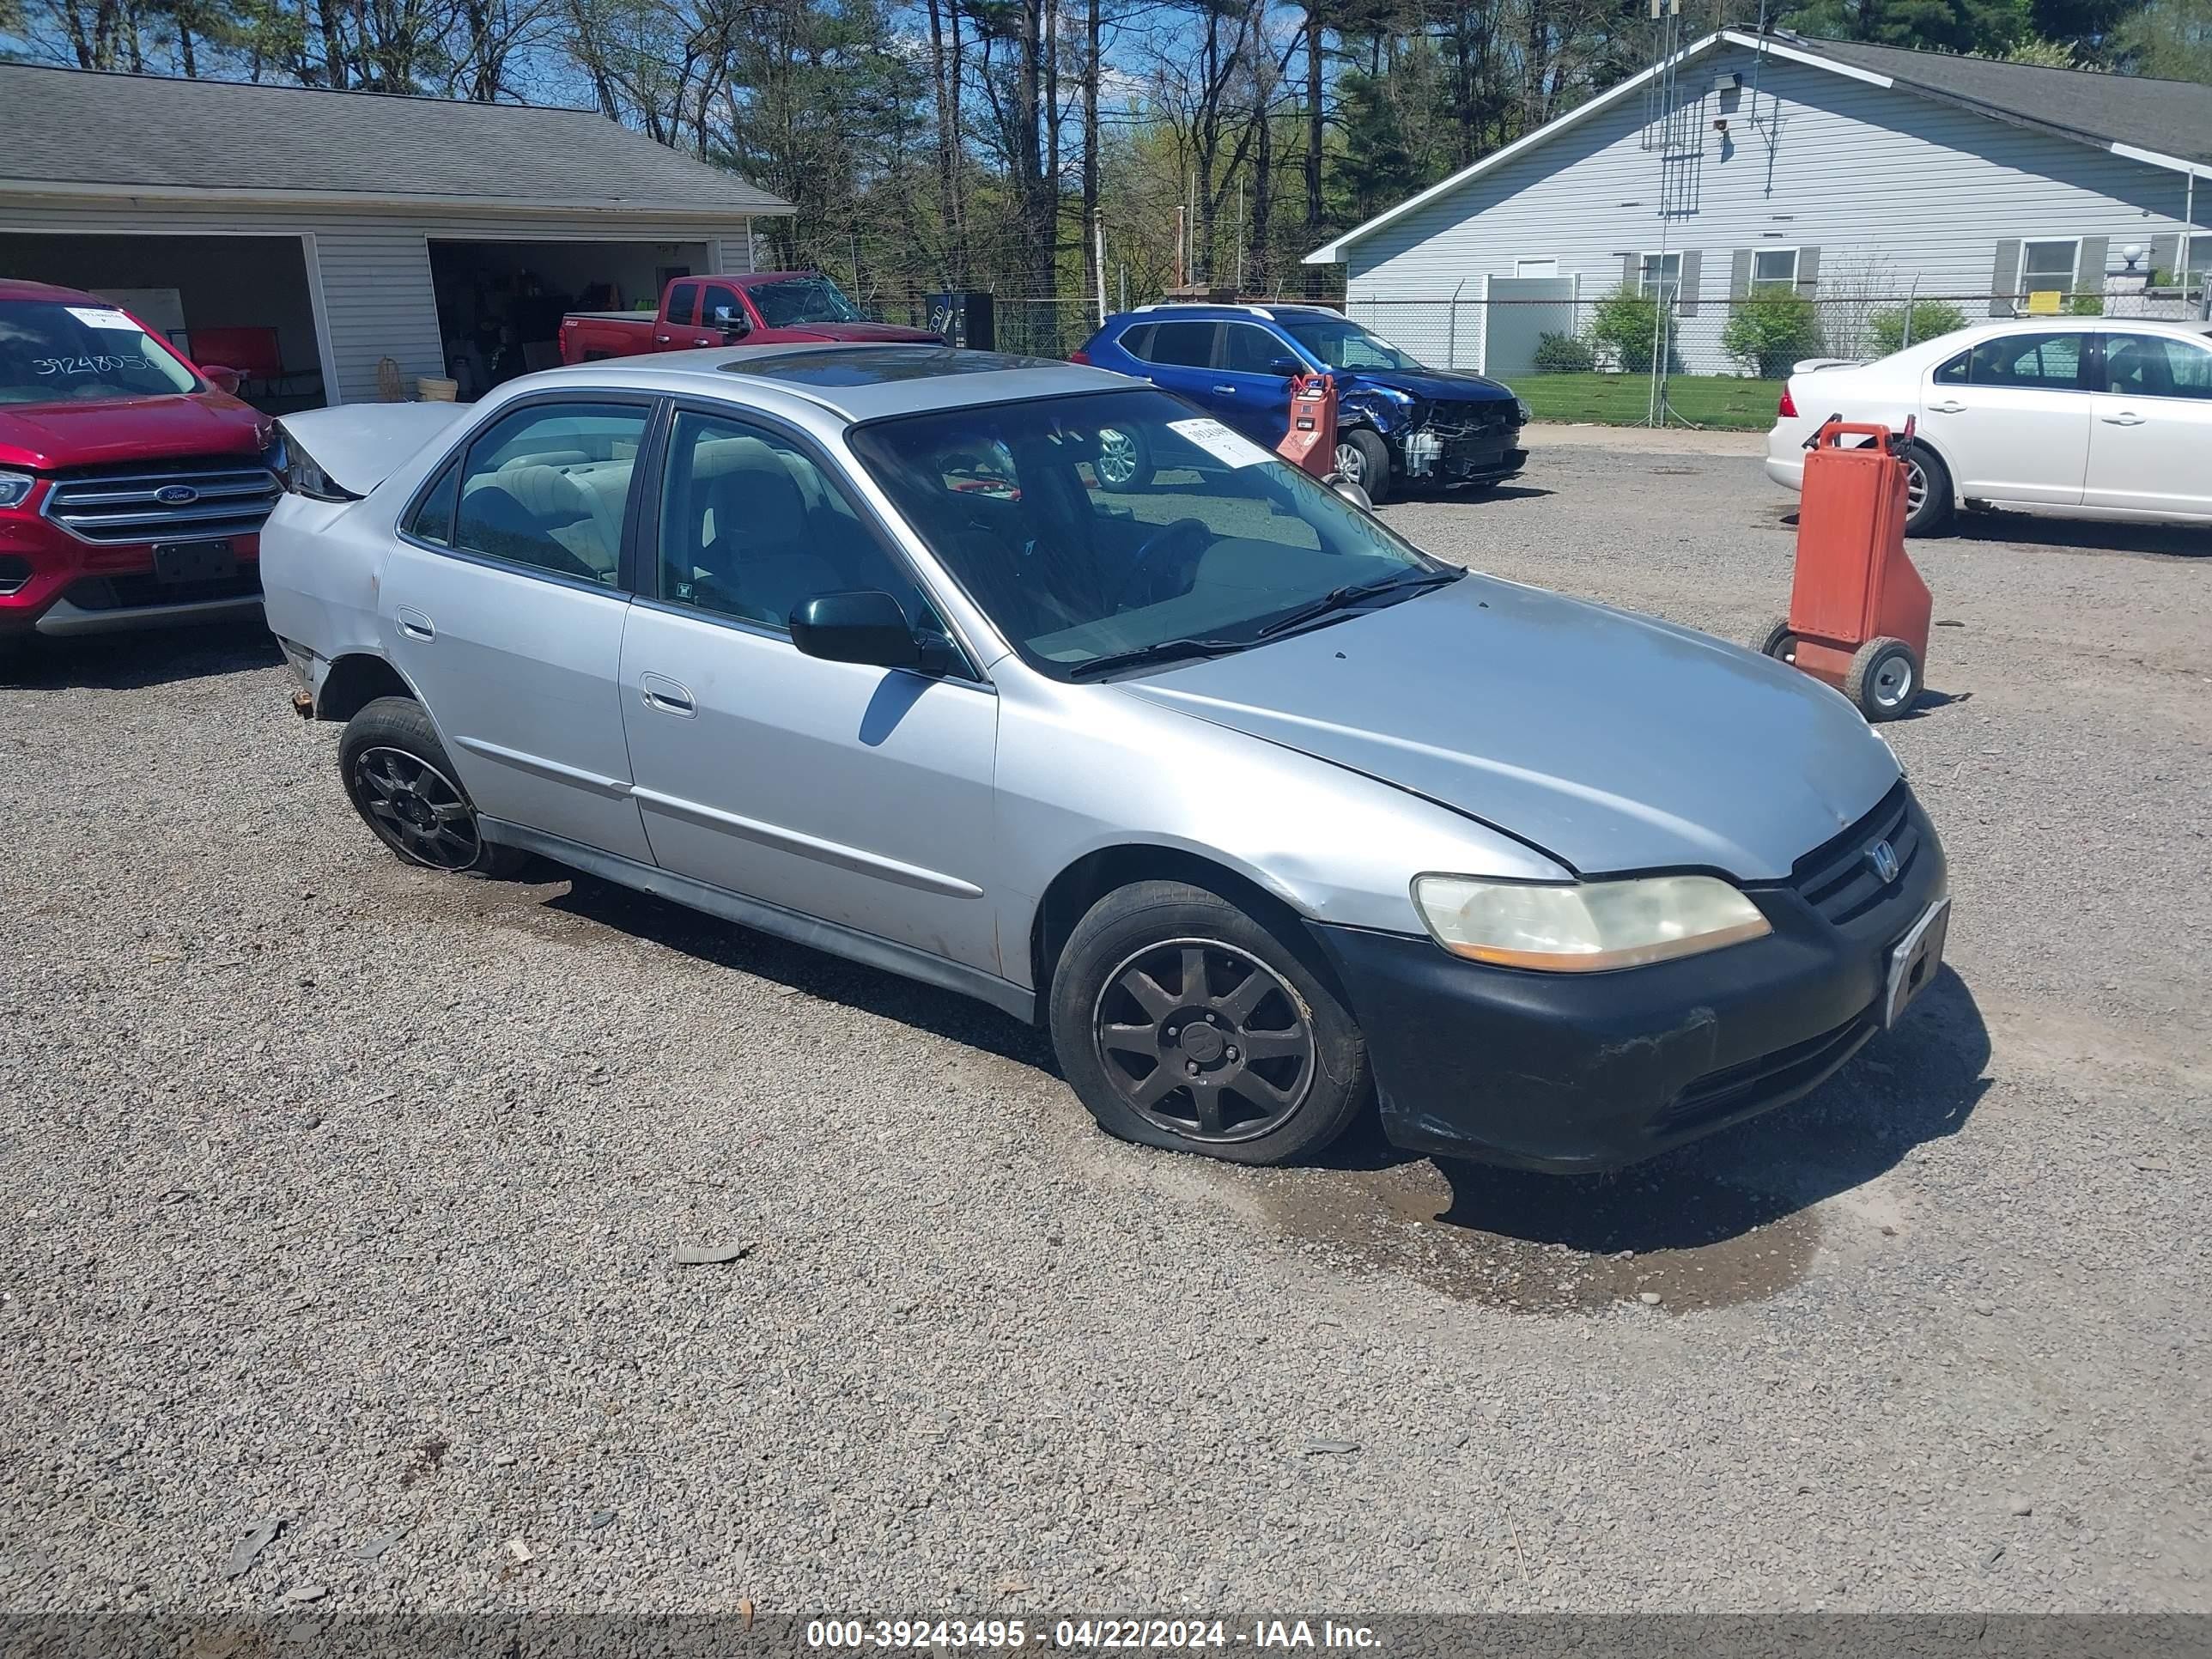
[1253,566,1462,640]
[1066,635,1248,680]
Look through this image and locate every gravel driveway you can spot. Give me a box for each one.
[2,439,2206,1617]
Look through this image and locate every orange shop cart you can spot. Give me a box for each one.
[1759,417,1933,722]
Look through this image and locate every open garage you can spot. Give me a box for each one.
[427,237,716,398]
[0,230,330,410]
[0,64,790,406]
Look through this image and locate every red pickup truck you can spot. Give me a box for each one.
[559,272,941,365]
[1,277,279,659]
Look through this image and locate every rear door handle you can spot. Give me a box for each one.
[1212,385,1237,395]
[653,334,672,344]
[396,607,434,641]
[2100,410,2148,426]
[640,672,696,717]
[1926,400,1966,415]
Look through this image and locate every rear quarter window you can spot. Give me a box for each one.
[1118,324,1156,361]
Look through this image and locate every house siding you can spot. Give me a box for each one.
[1344,46,2208,373]
[0,198,764,402]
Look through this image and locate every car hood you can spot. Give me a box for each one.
[1114,574,1900,880]
[1344,367,1517,404]
[781,321,944,343]
[0,392,266,471]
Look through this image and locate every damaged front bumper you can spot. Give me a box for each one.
[1305,828,1947,1173]
[1348,392,1528,486]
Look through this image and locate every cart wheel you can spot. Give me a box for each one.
[1757,616,1799,665]
[1844,636,1920,722]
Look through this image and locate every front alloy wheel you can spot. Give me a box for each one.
[1048,880,1369,1165]
[1094,939,1316,1142]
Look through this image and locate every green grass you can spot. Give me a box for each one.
[1515,372,1785,431]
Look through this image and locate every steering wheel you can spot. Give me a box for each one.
[1115,518,1212,611]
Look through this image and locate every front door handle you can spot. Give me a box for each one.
[691,337,714,347]
[2100,410,2148,426]
[1212,385,1237,395]
[1926,400,1966,415]
[640,672,696,717]
[396,607,434,641]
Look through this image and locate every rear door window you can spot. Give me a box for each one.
[1146,322,1218,368]
[665,283,698,327]
[449,401,651,586]
[1966,331,2087,391]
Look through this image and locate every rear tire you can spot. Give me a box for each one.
[338,696,526,877]
[1048,881,1369,1166]
[1902,441,1952,538]
[1094,422,1152,490]
[1844,636,1921,722]
[1334,428,1393,506]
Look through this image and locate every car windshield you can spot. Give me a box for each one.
[0,299,200,406]
[1276,313,1425,372]
[846,388,1447,678]
[750,278,866,328]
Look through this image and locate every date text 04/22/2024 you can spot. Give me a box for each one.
[804,1620,1382,1650]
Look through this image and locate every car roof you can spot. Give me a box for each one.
[519,343,1146,425]
[1937,315,2212,345]
[1107,303,1343,326]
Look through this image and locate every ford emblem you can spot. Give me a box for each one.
[1867,838,1900,884]
[155,484,200,506]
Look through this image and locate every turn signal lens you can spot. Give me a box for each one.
[1412,873,1771,973]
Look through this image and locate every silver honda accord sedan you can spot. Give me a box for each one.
[262,344,1950,1170]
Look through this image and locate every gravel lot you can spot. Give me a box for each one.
[3,436,2207,1617]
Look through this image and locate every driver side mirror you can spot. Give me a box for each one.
[1332,478,1374,512]
[1267,356,1304,378]
[202,363,242,396]
[791,590,950,674]
[712,307,749,342]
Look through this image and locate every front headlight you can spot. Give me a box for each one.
[1514,398,1533,425]
[1412,873,1771,972]
[0,470,36,510]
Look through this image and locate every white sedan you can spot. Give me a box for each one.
[1765,317,2212,536]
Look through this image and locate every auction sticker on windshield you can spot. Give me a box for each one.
[1169,417,1273,468]
[64,307,140,331]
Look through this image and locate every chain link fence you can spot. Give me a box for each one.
[1342,285,2211,386]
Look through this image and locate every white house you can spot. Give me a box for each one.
[1304,30,2212,377]
[0,64,793,405]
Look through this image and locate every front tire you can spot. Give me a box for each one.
[338,696,524,876]
[1048,881,1369,1165]
[1902,441,1952,537]
[1333,428,1393,507]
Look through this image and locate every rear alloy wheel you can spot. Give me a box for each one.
[1049,881,1369,1165]
[1095,423,1151,489]
[1844,636,1921,722]
[1901,441,1952,538]
[1333,428,1393,507]
[339,696,524,877]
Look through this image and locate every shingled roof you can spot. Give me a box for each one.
[0,64,793,216]
[1785,33,2212,168]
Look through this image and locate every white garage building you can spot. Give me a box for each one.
[0,64,793,405]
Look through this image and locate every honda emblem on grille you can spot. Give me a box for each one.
[155,484,200,505]
[1867,839,1901,884]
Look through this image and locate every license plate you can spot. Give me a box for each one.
[153,540,234,582]
[1883,896,1950,1028]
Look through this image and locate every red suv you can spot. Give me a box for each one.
[0,278,280,658]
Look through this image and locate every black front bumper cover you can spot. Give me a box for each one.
[1308,793,1948,1174]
